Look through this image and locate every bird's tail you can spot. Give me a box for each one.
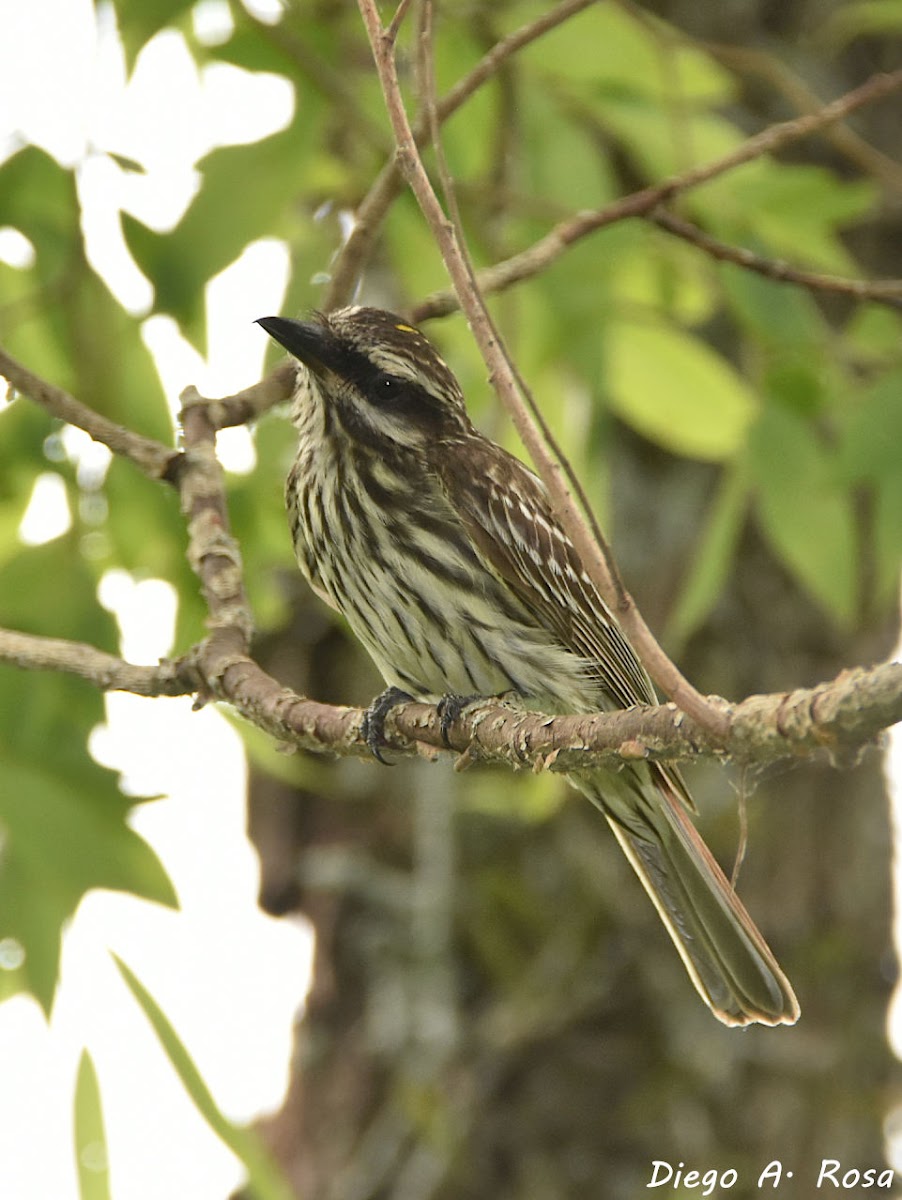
[575,767,799,1027]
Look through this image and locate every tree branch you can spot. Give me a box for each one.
[0,627,196,697]
[180,362,297,432]
[410,66,902,322]
[0,344,177,479]
[391,659,902,771]
[649,208,902,310]
[3,619,897,772]
[324,0,597,310]
[703,38,902,196]
[175,386,255,643]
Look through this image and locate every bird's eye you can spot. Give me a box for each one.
[372,373,405,403]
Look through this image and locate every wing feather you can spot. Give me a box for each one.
[436,436,656,711]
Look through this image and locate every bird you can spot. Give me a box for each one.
[257,305,799,1028]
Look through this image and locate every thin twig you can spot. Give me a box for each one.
[386,0,414,45]
[358,0,730,739]
[180,361,297,431]
[0,627,197,696]
[436,0,596,119]
[411,66,902,322]
[703,39,902,196]
[325,0,597,308]
[0,344,177,479]
[650,207,902,309]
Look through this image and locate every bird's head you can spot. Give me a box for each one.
[257,306,470,450]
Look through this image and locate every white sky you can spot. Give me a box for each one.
[0,2,313,1197]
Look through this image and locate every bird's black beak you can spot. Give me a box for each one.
[256,316,337,374]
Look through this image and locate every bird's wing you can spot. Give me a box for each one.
[436,435,657,712]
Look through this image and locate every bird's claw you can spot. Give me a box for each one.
[436,692,480,748]
[361,686,413,764]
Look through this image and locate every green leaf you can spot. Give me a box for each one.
[108,0,195,73]
[838,368,902,483]
[720,262,829,351]
[834,368,902,609]
[0,266,69,388]
[106,152,147,175]
[517,222,636,374]
[0,532,117,651]
[874,468,902,607]
[0,735,177,1009]
[0,153,82,362]
[823,0,902,45]
[514,87,616,210]
[102,456,185,577]
[203,26,303,74]
[0,400,53,564]
[609,227,717,326]
[722,164,876,273]
[0,154,170,444]
[747,406,857,625]
[665,462,750,650]
[0,536,176,1008]
[605,321,757,460]
[762,358,831,419]
[114,957,295,1200]
[384,195,451,312]
[844,303,902,366]
[0,147,80,275]
[521,3,734,104]
[63,256,173,443]
[74,1051,111,1200]
[596,97,743,182]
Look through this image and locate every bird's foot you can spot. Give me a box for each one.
[435,693,481,748]
[361,686,413,764]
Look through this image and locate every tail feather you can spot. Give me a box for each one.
[577,768,799,1027]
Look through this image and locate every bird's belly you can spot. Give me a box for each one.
[290,463,594,710]
[329,546,592,710]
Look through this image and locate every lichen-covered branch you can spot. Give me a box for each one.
[387,660,902,771]
[175,385,256,660]
[2,619,897,772]
[0,627,196,697]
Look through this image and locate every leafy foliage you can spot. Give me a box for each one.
[0,0,900,1193]
[1,0,899,1019]
[0,534,176,1009]
[74,1051,111,1200]
[114,956,294,1200]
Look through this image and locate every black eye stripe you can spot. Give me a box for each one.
[366,371,434,412]
[328,342,455,436]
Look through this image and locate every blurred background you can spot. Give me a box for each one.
[1,1,902,1197]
